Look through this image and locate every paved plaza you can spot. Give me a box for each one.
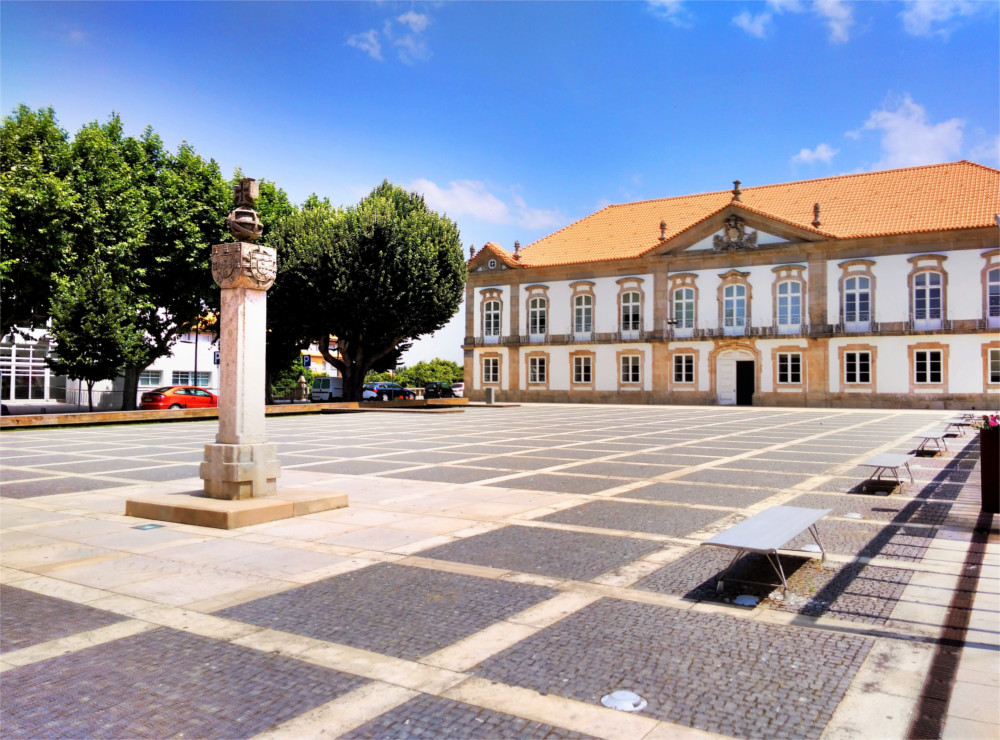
[1,404,997,739]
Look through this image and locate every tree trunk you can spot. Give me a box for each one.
[86,380,95,412]
[120,366,140,411]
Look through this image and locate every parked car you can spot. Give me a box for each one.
[362,382,417,401]
[139,386,218,410]
[424,381,455,399]
[450,382,465,398]
[311,376,344,402]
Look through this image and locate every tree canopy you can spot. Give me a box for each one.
[267,181,467,400]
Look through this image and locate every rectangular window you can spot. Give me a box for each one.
[914,350,942,384]
[777,353,802,384]
[620,355,640,384]
[171,371,211,386]
[990,349,999,384]
[482,357,499,384]
[139,370,162,387]
[528,357,546,384]
[844,352,871,384]
[673,354,694,383]
[573,356,592,384]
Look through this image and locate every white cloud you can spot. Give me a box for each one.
[792,143,839,164]
[733,10,772,38]
[969,133,1000,167]
[854,95,964,169]
[346,30,382,61]
[394,34,431,65]
[410,179,564,230]
[814,0,853,43]
[900,0,979,37]
[397,11,429,33]
[646,0,691,27]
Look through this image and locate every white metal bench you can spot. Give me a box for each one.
[913,431,949,453]
[701,506,831,594]
[943,417,973,436]
[859,452,915,491]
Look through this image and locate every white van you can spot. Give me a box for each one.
[311,376,344,402]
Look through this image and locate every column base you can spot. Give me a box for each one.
[200,442,281,500]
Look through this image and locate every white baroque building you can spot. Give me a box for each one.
[463,161,1000,408]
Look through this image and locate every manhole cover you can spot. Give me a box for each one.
[601,690,647,712]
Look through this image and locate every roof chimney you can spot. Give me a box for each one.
[659,220,667,240]
[812,203,821,228]
[732,180,742,202]
[469,245,475,259]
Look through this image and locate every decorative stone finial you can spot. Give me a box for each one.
[732,180,742,202]
[514,240,521,259]
[226,178,264,242]
[812,202,821,228]
[659,220,668,240]
[469,245,475,259]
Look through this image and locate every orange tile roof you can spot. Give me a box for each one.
[484,161,998,269]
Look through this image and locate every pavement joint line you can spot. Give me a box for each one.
[0,619,157,670]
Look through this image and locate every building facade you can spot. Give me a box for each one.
[463,161,1000,408]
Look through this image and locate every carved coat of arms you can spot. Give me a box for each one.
[713,215,758,251]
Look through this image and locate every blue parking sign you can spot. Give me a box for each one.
[302,355,311,368]
[213,351,220,365]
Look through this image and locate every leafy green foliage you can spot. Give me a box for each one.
[270,358,323,390]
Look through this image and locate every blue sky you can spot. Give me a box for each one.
[3,0,997,364]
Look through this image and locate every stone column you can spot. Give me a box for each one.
[200,179,281,499]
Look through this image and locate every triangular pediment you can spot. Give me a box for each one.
[655,204,828,257]
[468,242,520,271]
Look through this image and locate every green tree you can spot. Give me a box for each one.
[395,359,464,388]
[46,256,148,411]
[267,181,466,401]
[0,105,76,337]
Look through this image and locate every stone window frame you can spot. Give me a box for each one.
[616,277,645,333]
[616,349,644,391]
[524,285,550,338]
[481,353,502,386]
[771,265,807,330]
[772,346,805,389]
[907,342,948,392]
[981,250,1000,326]
[570,281,596,334]
[569,349,595,389]
[838,343,877,392]
[717,269,752,333]
[983,342,1000,387]
[524,351,550,390]
[479,289,503,338]
[668,273,699,329]
[906,255,948,327]
[837,259,876,327]
[670,350,697,387]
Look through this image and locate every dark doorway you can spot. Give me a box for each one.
[736,361,755,406]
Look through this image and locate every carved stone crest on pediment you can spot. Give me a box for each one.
[713,214,758,251]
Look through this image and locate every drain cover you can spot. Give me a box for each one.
[132,524,164,530]
[600,690,647,712]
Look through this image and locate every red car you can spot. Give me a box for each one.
[139,386,218,410]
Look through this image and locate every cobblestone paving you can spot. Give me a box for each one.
[0,586,127,653]
[340,694,599,739]
[218,563,557,660]
[0,476,133,498]
[0,627,366,739]
[483,473,634,494]
[621,482,778,508]
[787,520,937,562]
[472,598,873,739]
[538,500,729,537]
[785,493,953,525]
[672,468,814,490]
[634,548,913,625]
[418,525,663,581]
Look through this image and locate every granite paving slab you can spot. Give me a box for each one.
[293,460,415,476]
[0,627,366,739]
[217,562,557,661]
[0,477,133,498]
[538,500,728,537]
[472,597,873,739]
[382,465,512,484]
[340,693,599,740]
[672,468,813,490]
[418,525,662,581]
[0,468,50,482]
[622,482,777,508]
[558,461,682,479]
[615,452,719,466]
[785,492,953,525]
[463,455,571,471]
[108,464,201,481]
[483,473,633,495]
[0,585,128,653]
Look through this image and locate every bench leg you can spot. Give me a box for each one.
[765,552,789,594]
[807,524,827,563]
[717,549,747,592]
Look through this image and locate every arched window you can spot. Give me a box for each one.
[528,297,547,336]
[843,276,871,329]
[776,281,802,329]
[723,284,746,331]
[483,300,501,337]
[574,295,593,333]
[620,291,640,332]
[912,271,943,329]
[673,288,695,329]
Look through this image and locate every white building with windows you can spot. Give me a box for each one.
[463,161,999,408]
